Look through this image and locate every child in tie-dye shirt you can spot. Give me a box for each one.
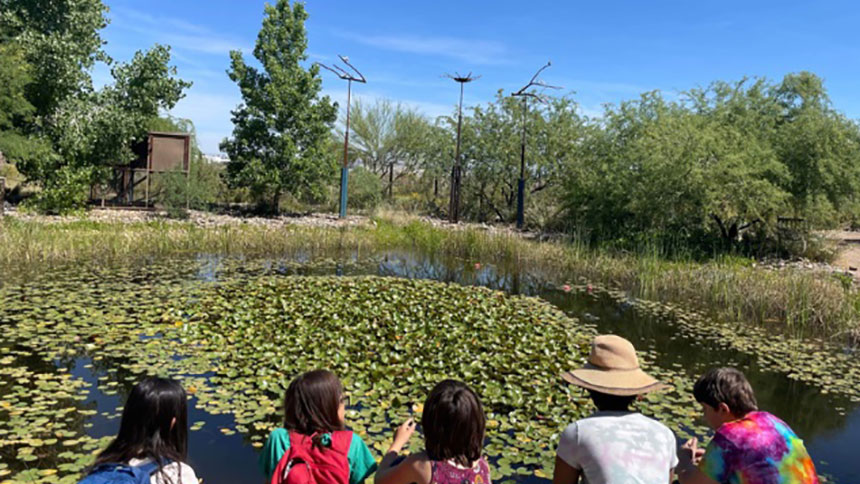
[676,368,818,484]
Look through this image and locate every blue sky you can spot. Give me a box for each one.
[95,1,860,154]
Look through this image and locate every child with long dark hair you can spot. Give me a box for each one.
[259,369,377,484]
[375,380,491,484]
[79,376,197,484]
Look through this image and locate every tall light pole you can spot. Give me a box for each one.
[317,55,367,219]
[511,61,560,229]
[445,72,479,224]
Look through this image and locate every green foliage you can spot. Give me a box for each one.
[36,45,190,183]
[457,92,584,225]
[563,74,860,253]
[347,166,383,211]
[148,116,225,216]
[221,0,337,213]
[24,165,92,214]
[1,0,191,213]
[345,99,433,197]
[155,171,191,219]
[0,42,54,172]
[0,0,108,117]
[153,161,224,219]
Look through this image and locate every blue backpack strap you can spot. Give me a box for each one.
[133,459,172,484]
[78,463,137,483]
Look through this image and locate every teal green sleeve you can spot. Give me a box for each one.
[700,440,728,483]
[259,428,291,478]
[347,433,378,484]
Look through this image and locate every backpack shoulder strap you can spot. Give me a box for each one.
[136,460,161,476]
[134,458,172,484]
[329,430,353,455]
[287,431,312,453]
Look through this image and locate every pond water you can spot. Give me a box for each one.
[1,250,858,483]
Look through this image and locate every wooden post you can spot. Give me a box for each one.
[185,136,191,210]
[0,177,5,216]
[144,170,150,208]
[146,134,153,208]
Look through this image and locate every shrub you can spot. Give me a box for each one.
[24,166,91,214]
[347,166,382,211]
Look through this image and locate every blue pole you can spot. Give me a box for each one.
[339,166,348,218]
[517,178,525,228]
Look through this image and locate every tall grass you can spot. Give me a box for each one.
[1,215,858,343]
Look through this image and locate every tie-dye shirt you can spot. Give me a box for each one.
[700,411,818,484]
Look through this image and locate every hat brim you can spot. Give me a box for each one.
[561,365,669,396]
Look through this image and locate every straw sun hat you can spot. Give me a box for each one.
[561,335,668,396]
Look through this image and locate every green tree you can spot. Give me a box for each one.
[23,45,190,212]
[221,0,337,212]
[1,0,190,213]
[563,78,829,250]
[0,0,109,117]
[345,99,433,198]
[456,91,584,225]
[772,72,860,225]
[0,42,53,169]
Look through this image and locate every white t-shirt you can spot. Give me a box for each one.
[556,411,678,484]
[128,458,199,484]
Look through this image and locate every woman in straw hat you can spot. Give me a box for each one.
[553,334,678,484]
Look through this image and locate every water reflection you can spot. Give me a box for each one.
[1,251,857,483]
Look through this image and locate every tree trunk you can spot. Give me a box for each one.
[271,191,281,215]
[388,163,394,199]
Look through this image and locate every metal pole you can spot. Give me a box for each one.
[516,96,527,228]
[510,61,560,230]
[317,55,366,220]
[449,81,465,223]
[340,78,352,219]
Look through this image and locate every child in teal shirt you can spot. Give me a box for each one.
[259,370,377,484]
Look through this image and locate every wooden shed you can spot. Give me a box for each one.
[106,132,191,207]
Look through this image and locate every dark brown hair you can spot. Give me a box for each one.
[422,380,485,467]
[92,377,188,483]
[693,367,758,417]
[284,370,345,447]
[589,390,636,411]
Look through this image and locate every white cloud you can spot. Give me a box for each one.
[195,130,231,156]
[109,7,212,35]
[158,32,251,55]
[168,92,241,153]
[338,32,511,65]
[110,6,251,56]
[322,88,453,122]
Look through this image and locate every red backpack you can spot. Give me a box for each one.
[271,431,353,484]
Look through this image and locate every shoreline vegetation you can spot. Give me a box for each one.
[2,210,858,345]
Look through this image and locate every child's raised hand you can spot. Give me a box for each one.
[391,418,416,451]
[678,438,700,467]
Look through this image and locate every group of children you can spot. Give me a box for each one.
[78,334,820,484]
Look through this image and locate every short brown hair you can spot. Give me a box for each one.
[422,380,485,467]
[284,370,345,441]
[693,368,758,416]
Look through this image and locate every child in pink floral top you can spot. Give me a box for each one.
[374,380,492,484]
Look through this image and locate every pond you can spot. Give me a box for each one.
[1,249,858,484]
